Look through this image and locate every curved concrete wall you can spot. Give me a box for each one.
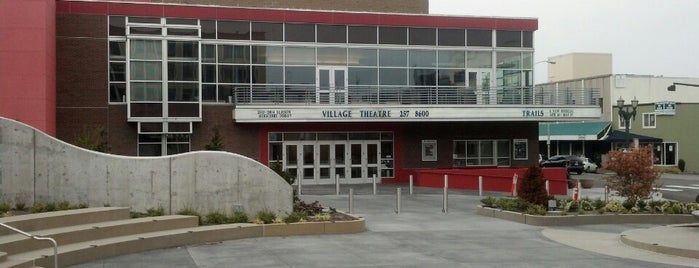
[0,117,292,216]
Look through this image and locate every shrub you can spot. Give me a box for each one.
[176,207,202,225]
[678,159,686,172]
[480,196,497,207]
[621,199,635,211]
[592,199,606,210]
[229,211,249,223]
[147,206,164,217]
[204,126,224,151]
[313,212,332,221]
[294,200,324,215]
[284,211,308,223]
[45,202,57,212]
[31,202,45,213]
[526,204,547,215]
[518,166,551,206]
[205,211,228,225]
[603,145,660,204]
[602,200,626,213]
[255,210,276,224]
[14,202,26,211]
[58,201,71,210]
[0,202,10,213]
[74,202,88,209]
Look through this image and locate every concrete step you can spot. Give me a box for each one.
[0,207,130,235]
[0,257,35,268]
[1,215,199,255]
[10,223,262,268]
[0,252,6,262]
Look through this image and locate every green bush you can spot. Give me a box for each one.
[146,206,165,217]
[602,200,626,213]
[229,211,249,223]
[176,207,202,225]
[205,211,228,225]
[678,159,686,172]
[58,201,71,210]
[45,202,57,212]
[592,199,606,210]
[526,204,547,215]
[74,202,88,209]
[0,202,10,213]
[480,196,497,207]
[284,211,307,223]
[255,210,276,224]
[31,202,45,213]
[14,202,26,211]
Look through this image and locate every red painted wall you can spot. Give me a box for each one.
[0,0,56,135]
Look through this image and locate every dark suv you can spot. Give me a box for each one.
[540,155,585,174]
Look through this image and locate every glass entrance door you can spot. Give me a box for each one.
[349,141,380,182]
[317,66,348,104]
[284,140,379,184]
[468,69,492,104]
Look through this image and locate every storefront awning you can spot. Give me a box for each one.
[601,130,663,143]
[539,121,611,141]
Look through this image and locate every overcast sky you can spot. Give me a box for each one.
[430,0,699,83]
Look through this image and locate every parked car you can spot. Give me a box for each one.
[582,157,598,173]
[540,155,585,174]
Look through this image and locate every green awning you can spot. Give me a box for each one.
[539,121,611,141]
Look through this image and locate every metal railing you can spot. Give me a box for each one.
[1,222,58,268]
[232,86,601,106]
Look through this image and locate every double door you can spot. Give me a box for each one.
[284,141,379,184]
[316,66,347,104]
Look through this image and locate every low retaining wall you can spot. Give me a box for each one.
[406,168,568,195]
[477,206,696,226]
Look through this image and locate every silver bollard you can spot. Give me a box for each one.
[545,180,550,195]
[478,176,483,196]
[349,188,354,214]
[297,177,302,196]
[443,174,448,213]
[372,174,377,195]
[396,187,401,214]
[335,174,340,196]
[409,175,414,195]
[604,185,609,202]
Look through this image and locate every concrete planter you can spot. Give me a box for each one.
[579,179,595,189]
[477,206,695,226]
[261,211,365,237]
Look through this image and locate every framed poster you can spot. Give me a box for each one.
[513,139,528,160]
[421,140,437,161]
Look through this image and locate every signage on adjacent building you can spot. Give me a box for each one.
[234,106,601,122]
[654,101,676,115]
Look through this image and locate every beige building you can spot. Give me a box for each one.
[546,53,612,83]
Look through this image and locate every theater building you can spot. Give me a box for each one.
[1,0,601,185]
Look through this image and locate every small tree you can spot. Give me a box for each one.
[603,145,660,204]
[204,126,224,150]
[518,166,550,206]
[76,125,110,153]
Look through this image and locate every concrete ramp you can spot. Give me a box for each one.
[0,117,292,216]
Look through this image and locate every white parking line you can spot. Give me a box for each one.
[654,187,683,192]
[666,185,699,190]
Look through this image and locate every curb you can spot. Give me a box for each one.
[477,206,696,226]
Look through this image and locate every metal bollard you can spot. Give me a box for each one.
[297,177,302,196]
[372,174,377,195]
[409,175,414,195]
[335,174,340,196]
[396,187,401,214]
[443,174,448,213]
[604,185,609,203]
[349,188,354,214]
[545,180,550,195]
[478,176,483,196]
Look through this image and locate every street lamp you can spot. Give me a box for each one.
[617,96,638,149]
[536,59,555,157]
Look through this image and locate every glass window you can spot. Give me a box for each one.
[167,41,198,60]
[218,45,250,64]
[109,41,126,61]
[130,62,162,80]
[409,50,436,67]
[348,26,376,44]
[285,47,315,65]
[200,20,216,39]
[109,63,126,81]
[438,28,465,46]
[166,28,198,36]
[523,31,533,48]
[437,69,465,86]
[166,18,196,25]
[285,23,315,42]
[643,113,656,128]
[109,16,125,36]
[202,44,216,63]
[379,49,407,67]
[497,30,521,47]
[251,22,283,41]
[130,82,162,101]
[218,20,250,40]
[317,47,347,65]
[410,69,436,86]
[167,62,198,81]
[202,84,216,102]
[252,65,283,84]
[409,27,436,46]
[218,65,250,83]
[467,51,492,68]
[202,65,216,83]
[218,85,235,102]
[130,27,162,35]
[467,29,492,47]
[168,83,198,101]
[437,50,465,68]
[379,26,407,45]
[522,52,533,69]
[252,45,283,64]
[285,66,315,84]
[348,48,377,66]
[349,68,377,85]
[129,17,160,24]
[496,52,521,69]
[379,68,406,85]
[109,83,126,103]
[317,24,346,43]
[130,40,162,60]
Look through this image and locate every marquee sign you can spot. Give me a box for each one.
[654,101,676,115]
[234,106,602,122]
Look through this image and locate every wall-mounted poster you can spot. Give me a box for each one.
[422,140,437,161]
[513,139,528,160]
